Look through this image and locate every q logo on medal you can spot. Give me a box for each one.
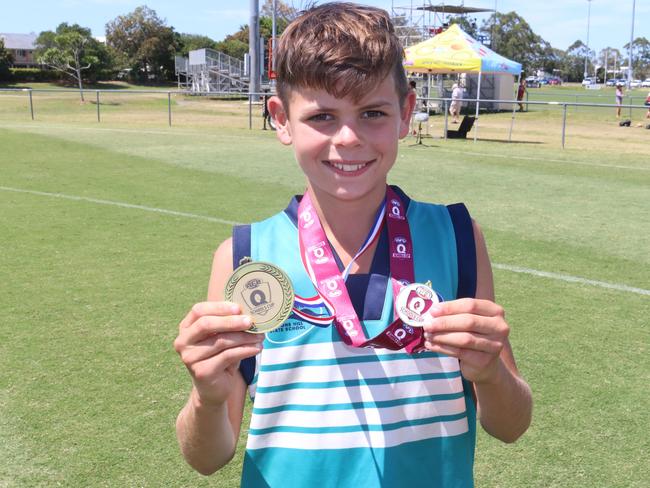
[242,279,273,316]
[404,289,434,318]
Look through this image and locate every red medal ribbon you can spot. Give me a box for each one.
[297,186,424,352]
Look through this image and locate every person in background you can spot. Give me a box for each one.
[409,80,418,135]
[645,91,650,119]
[517,78,527,112]
[615,84,624,119]
[450,83,463,123]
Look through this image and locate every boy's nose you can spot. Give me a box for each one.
[332,122,362,147]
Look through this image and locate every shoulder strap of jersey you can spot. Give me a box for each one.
[446,203,477,299]
[232,224,256,386]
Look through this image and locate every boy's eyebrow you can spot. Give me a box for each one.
[301,99,393,114]
[359,100,393,110]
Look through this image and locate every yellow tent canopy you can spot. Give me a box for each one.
[403,24,522,75]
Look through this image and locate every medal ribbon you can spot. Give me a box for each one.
[297,186,423,352]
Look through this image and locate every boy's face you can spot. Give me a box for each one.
[269,75,416,203]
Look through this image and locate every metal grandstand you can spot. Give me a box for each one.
[390,1,493,46]
[175,48,249,93]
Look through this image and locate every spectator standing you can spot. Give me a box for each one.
[450,83,463,123]
[615,84,624,118]
[517,78,527,112]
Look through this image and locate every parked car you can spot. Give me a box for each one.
[605,78,618,86]
[525,76,540,88]
[548,77,562,85]
[582,77,597,86]
[641,78,650,88]
[630,79,642,88]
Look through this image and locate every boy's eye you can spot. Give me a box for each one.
[362,110,386,119]
[308,113,334,122]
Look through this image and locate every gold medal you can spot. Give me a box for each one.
[224,261,294,334]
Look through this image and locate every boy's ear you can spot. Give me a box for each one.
[398,90,417,139]
[267,96,292,145]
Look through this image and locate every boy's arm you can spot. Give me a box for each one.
[422,220,532,443]
[175,239,262,474]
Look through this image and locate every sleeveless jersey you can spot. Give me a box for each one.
[236,188,477,488]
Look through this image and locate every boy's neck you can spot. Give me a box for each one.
[305,183,387,269]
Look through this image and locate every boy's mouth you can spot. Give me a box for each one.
[325,160,374,174]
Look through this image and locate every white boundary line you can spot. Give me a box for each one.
[2,185,648,297]
[492,263,650,297]
[0,186,240,226]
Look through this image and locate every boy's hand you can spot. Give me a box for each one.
[422,298,509,385]
[174,301,263,408]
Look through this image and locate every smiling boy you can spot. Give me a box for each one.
[174,3,532,487]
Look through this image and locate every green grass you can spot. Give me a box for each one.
[0,88,649,487]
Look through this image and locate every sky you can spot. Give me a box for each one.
[1,0,647,55]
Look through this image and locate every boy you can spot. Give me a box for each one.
[174,3,532,487]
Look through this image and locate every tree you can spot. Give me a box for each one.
[261,0,317,22]
[480,12,549,76]
[35,23,105,101]
[623,37,650,80]
[177,33,217,57]
[0,38,14,80]
[106,6,179,83]
[563,40,594,82]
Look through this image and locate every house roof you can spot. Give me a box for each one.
[0,33,38,50]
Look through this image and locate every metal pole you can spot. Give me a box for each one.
[249,0,261,101]
[584,0,592,78]
[628,95,633,119]
[96,90,100,122]
[168,92,172,127]
[28,89,34,120]
[272,0,277,73]
[473,71,482,143]
[248,93,253,130]
[561,104,568,149]
[443,98,448,139]
[628,0,636,87]
[508,73,520,142]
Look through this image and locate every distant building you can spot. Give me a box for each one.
[0,33,39,67]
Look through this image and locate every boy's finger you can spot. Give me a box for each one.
[179,301,242,329]
[428,298,505,319]
[182,332,263,364]
[422,313,506,336]
[182,314,253,344]
[424,331,503,355]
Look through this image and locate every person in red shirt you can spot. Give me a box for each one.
[517,79,527,112]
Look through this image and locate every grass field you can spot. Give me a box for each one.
[0,83,649,487]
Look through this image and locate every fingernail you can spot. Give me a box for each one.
[230,303,240,314]
[242,315,252,327]
[424,332,433,341]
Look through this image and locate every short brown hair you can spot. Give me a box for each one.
[275,2,408,111]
